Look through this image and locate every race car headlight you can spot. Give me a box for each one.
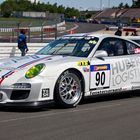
[25,63,45,79]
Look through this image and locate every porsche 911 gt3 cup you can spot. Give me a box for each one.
[0,33,140,108]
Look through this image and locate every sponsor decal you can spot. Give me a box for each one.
[31,55,40,59]
[11,56,30,63]
[90,88,122,95]
[88,40,97,45]
[42,88,50,98]
[90,64,110,72]
[83,67,89,72]
[134,48,140,54]
[132,86,140,90]
[77,60,90,66]
[111,57,140,86]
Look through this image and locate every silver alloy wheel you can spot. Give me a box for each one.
[59,73,82,105]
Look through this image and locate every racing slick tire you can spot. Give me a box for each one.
[55,70,83,108]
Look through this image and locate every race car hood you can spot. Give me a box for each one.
[0,55,71,85]
[0,55,64,70]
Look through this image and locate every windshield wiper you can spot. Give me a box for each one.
[50,43,68,55]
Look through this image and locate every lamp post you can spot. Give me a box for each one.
[100,0,102,11]
[108,0,110,8]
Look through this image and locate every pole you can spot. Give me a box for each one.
[54,23,57,40]
[41,21,46,42]
[100,0,102,11]
[17,22,20,38]
[28,22,32,42]
[108,0,110,8]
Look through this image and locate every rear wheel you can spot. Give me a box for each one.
[55,70,83,108]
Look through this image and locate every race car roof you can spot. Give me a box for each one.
[63,33,116,38]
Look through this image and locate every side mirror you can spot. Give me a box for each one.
[94,50,108,57]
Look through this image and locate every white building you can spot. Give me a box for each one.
[28,0,40,3]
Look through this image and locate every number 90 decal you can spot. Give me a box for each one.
[90,64,110,90]
[96,72,105,86]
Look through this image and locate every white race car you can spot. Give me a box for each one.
[0,33,140,108]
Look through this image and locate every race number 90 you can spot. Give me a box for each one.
[96,72,105,86]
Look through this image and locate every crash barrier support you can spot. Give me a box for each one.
[0,43,48,59]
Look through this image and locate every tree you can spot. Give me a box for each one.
[124,3,130,8]
[1,1,14,17]
[132,0,140,7]
[57,5,65,14]
[65,7,80,18]
[118,2,124,8]
[0,0,80,18]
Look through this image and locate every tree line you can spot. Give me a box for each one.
[0,0,80,18]
[112,0,140,9]
[1,0,140,18]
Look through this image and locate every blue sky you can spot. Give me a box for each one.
[41,0,132,10]
[0,0,133,10]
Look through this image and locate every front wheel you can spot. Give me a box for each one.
[55,70,83,108]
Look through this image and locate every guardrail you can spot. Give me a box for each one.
[107,26,140,32]
[0,43,48,59]
[0,21,66,32]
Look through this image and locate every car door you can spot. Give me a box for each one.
[125,40,140,90]
[89,37,139,95]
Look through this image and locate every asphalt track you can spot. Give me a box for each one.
[0,93,140,140]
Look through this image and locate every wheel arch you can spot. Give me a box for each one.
[53,68,85,99]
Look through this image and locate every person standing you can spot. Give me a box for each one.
[131,30,138,36]
[114,26,122,36]
[125,31,129,36]
[18,30,29,56]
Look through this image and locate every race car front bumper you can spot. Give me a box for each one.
[0,100,55,108]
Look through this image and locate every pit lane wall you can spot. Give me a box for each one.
[0,43,48,59]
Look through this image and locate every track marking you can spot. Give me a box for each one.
[0,103,121,124]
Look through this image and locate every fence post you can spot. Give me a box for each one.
[11,29,14,42]
[41,26,43,42]
[54,23,57,40]
[28,23,32,43]
[41,21,46,42]
[17,22,20,37]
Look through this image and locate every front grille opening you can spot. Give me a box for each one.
[10,90,30,100]
[0,93,3,100]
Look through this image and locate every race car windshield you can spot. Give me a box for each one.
[36,37,99,57]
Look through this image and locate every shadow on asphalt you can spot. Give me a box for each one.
[0,91,140,112]
[0,106,51,113]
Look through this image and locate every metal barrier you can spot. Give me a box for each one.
[0,43,48,59]
[0,21,66,32]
